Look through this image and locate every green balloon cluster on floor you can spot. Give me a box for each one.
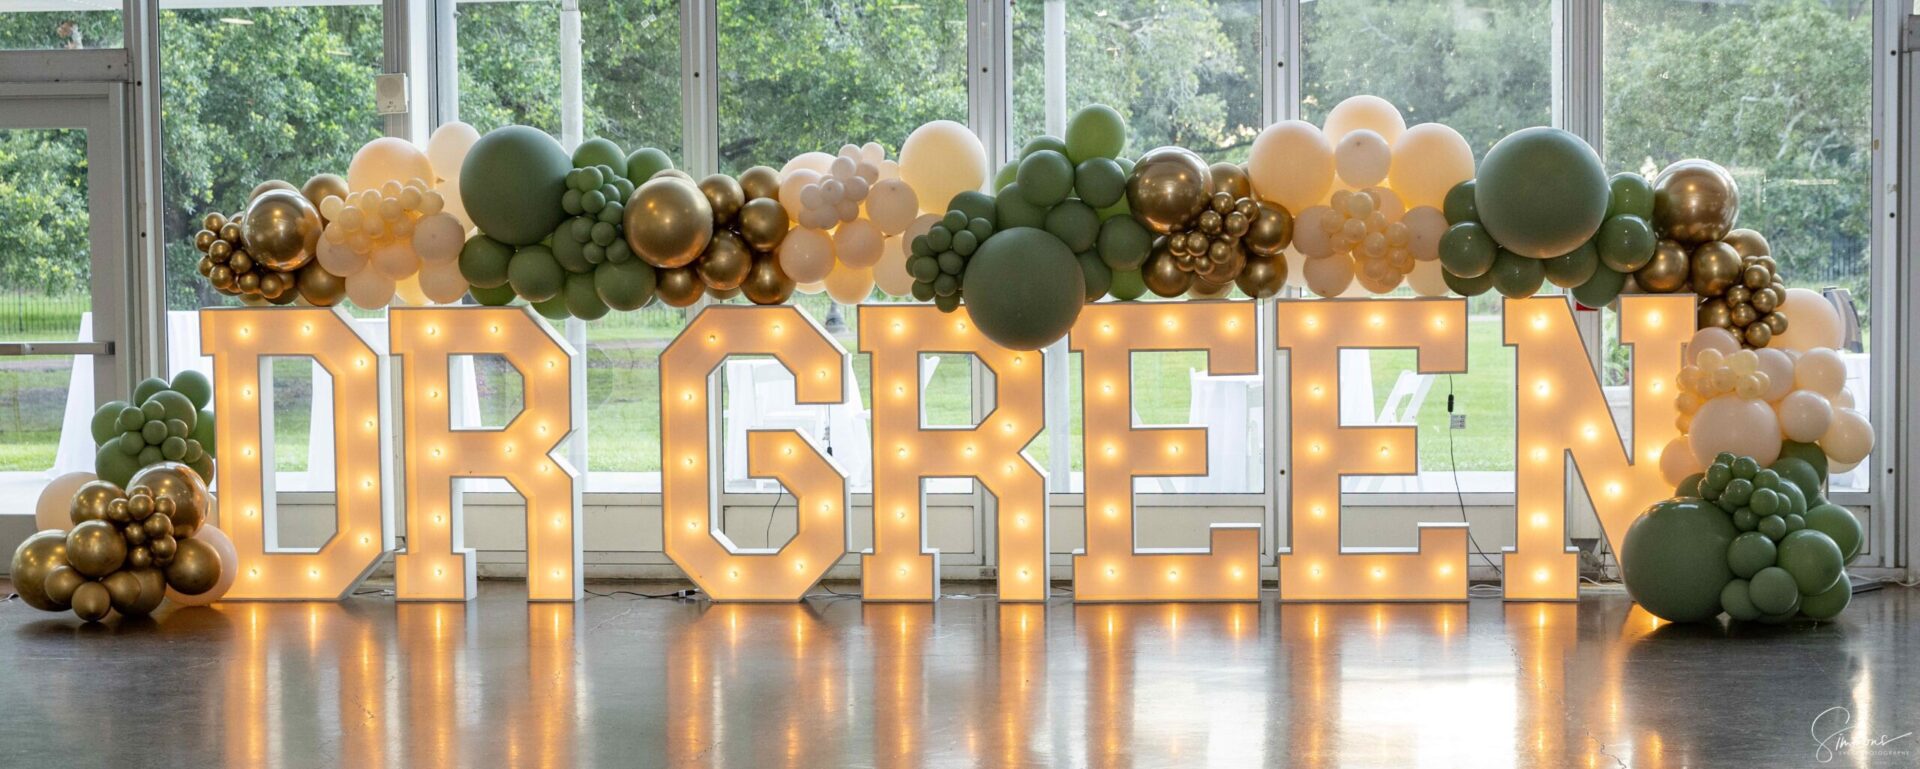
[1625,449,1858,624]
[459,133,665,319]
[90,372,216,487]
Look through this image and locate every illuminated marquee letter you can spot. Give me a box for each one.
[201,306,390,600]
[861,306,1049,602]
[1276,298,1468,601]
[1506,295,1690,599]
[1070,302,1260,602]
[661,306,851,602]
[391,306,580,602]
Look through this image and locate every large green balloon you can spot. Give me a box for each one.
[1045,200,1101,253]
[993,161,1017,192]
[994,184,1049,230]
[171,370,213,410]
[1097,216,1153,272]
[1776,529,1844,595]
[1075,157,1127,209]
[1769,458,1822,503]
[1799,574,1851,620]
[563,272,609,320]
[1108,268,1147,300]
[1066,104,1127,163]
[1473,127,1610,258]
[1596,215,1656,272]
[1747,566,1800,616]
[1490,249,1545,298]
[1719,579,1762,621]
[1726,531,1776,579]
[134,377,168,405]
[1442,180,1478,224]
[461,125,571,246]
[1570,265,1626,308]
[1620,497,1738,622]
[1543,241,1599,288]
[508,244,565,302]
[1020,135,1067,160]
[573,138,626,174]
[190,408,216,456]
[470,283,518,306]
[1777,442,1830,485]
[595,259,656,311]
[1606,172,1655,220]
[626,147,674,184]
[91,400,129,445]
[946,191,997,224]
[1438,222,1497,279]
[1017,150,1075,208]
[1077,252,1113,301]
[97,444,140,488]
[961,228,1087,351]
[1804,503,1861,562]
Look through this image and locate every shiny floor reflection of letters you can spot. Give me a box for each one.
[2,581,1916,768]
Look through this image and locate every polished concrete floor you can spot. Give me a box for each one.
[2,580,1917,769]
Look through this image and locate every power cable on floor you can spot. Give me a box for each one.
[1446,376,1505,589]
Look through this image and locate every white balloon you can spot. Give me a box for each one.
[1685,327,1741,363]
[1770,287,1844,352]
[778,168,822,215]
[874,235,914,297]
[860,141,886,165]
[780,151,836,178]
[34,471,96,532]
[347,137,433,193]
[1402,206,1448,262]
[1687,396,1781,466]
[418,258,471,304]
[1406,258,1450,297]
[316,226,368,277]
[1794,348,1847,396]
[1322,94,1407,146]
[824,264,875,304]
[370,240,420,280]
[165,524,238,607]
[1247,120,1334,215]
[1753,348,1796,402]
[1302,253,1355,298]
[1364,186,1405,222]
[777,227,836,284]
[425,121,480,183]
[865,178,920,235]
[393,273,430,306]
[1291,206,1336,259]
[1777,389,1834,443]
[1333,129,1392,189]
[833,219,886,269]
[346,269,396,309]
[795,280,825,295]
[898,120,988,215]
[1658,435,1701,487]
[411,213,467,265]
[1820,408,1873,465]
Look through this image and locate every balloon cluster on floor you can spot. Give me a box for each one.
[13,462,236,623]
[1623,448,1860,624]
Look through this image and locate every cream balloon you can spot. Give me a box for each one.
[345,269,395,309]
[347,137,434,193]
[393,273,429,306]
[824,264,876,304]
[316,226,368,276]
[1794,348,1847,397]
[1770,287,1844,352]
[1333,129,1392,189]
[1322,95,1407,146]
[778,168,821,219]
[410,212,467,265]
[1820,408,1873,465]
[1753,348,1796,402]
[874,235,914,296]
[1247,120,1334,215]
[780,151,836,178]
[370,240,420,280]
[865,178,920,235]
[1402,206,1448,261]
[1658,435,1701,486]
[1290,205,1336,259]
[777,227,836,284]
[1686,327,1741,363]
[165,524,238,607]
[418,258,470,304]
[424,121,480,226]
[898,120,988,215]
[34,471,96,532]
[1302,252,1355,298]
[795,280,825,295]
[1406,258,1450,297]
[833,218,886,269]
[1388,123,1476,211]
[1688,396,1781,466]
[1777,390,1834,443]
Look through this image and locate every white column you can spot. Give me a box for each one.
[1042,0,1066,135]
[560,0,583,149]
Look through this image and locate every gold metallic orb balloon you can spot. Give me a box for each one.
[1127,147,1214,235]
[696,230,753,291]
[300,173,350,212]
[739,165,781,201]
[70,581,111,623]
[1187,278,1233,300]
[1751,287,1779,314]
[202,212,228,232]
[1236,255,1287,299]
[738,198,791,252]
[249,179,298,202]
[654,265,705,307]
[103,570,145,616]
[1688,241,1742,297]
[1635,239,1691,293]
[164,537,222,596]
[1744,323,1772,348]
[1652,159,1739,243]
[130,567,167,615]
[1208,162,1252,200]
[1143,251,1194,298]
[706,285,742,301]
[1197,242,1246,285]
[1696,298,1733,331]
[9,530,70,611]
[1765,312,1788,334]
[194,229,216,252]
[741,251,795,305]
[127,545,152,569]
[651,168,696,182]
[66,520,127,578]
[128,462,210,538]
[1722,227,1769,259]
[70,480,125,526]
[297,260,349,306]
[625,178,714,269]
[1730,302,1757,328]
[698,174,746,225]
[242,189,324,272]
[43,565,84,607]
[149,534,176,564]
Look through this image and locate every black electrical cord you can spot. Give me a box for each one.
[1446,376,1503,582]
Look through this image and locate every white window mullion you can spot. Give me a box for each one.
[680,0,719,176]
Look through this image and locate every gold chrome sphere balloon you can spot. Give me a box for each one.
[1208,162,1251,200]
[65,520,126,578]
[128,462,210,539]
[1634,239,1691,293]
[9,530,70,611]
[1688,241,1742,297]
[1127,147,1213,235]
[738,165,781,201]
[1236,255,1287,298]
[737,198,791,253]
[1722,227,1769,259]
[70,581,111,623]
[741,251,795,306]
[301,173,350,212]
[164,537,222,596]
[696,230,753,291]
[1241,201,1293,258]
[1652,159,1738,244]
[653,264,705,307]
[242,189,324,272]
[625,178,714,269]
[698,174,746,226]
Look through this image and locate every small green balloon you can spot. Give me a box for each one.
[1077,251,1113,301]
[166,418,190,440]
[1020,135,1068,160]
[1438,222,1497,279]
[563,272,610,320]
[141,399,166,423]
[1726,531,1777,579]
[161,435,187,461]
[1065,104,1127,163]
[133,377,169,405]
[993,161,1017,192]
[1606,172,1655,220]
[508,244,566,302]
[170,370,213,410]
[1804,503,1861,562]
[1442,180,1478,224]
[1571,265,1627,308]
[1732,508,1759,532]
[961,228,1086,351]
[1799,573,1851,620]
[949,191,998,225]
[138,445,162,466]
[1675,472,1704,497]
[994,184,1050,230]
[1749,487,1781,517]
[1596,215,1656,272]
[96,444,141,488]
[572,137,626,174]
[1776,529,1844,595]
[1016,150,1075,208]
[1490,249,1546,299]
[1720,578,1762,621]
[460,234,516,289]
[1768,457,1822,502]
[116,430,144,456]
[142,421,168,445]
[1108,268,1147,301]
[190,408,216,456]
[1776,481,1808,519]
[470,283,518,306]
[1097,216,1153,272]
[1747,566,1801,616]
[625,147,674,184]
[595,259,656,311]
[1778,441,1830,479]
[148,389,196,425]
[1045,200,1101,253]
[1442,264,1495,296]
[1621,497,1738,622]
[531,293,570,321]
[91,401,130,445]
[116,406,144,433]
[1075,157,1127,209]
[1543,241,1599,288]
[1758,514,1787,541]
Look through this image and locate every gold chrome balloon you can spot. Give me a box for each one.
[1696,298,1733,331]
[651,168,695,182]
[242,189,324,272]
[165,537,222,596]
[1765,312,1788,334]
[696,230,752,291]
[128,462,210,538]
[654,265,705,307]
[300,173,350,212]
[43,565,84,607]
[737,198,791,252]
[739,165,781,201]
[129,567,167,615]
[698,174,746,225]
[70,480,125,526]
[66,520,126,578]
[1187,278,1233,300]
[1744,323,1772,348]
[70,581,110,623]
[1126,147,1213,235]
[1723,228,1769,260]
[741,251,795,305]
[1208,162,1251,200]
[9,530,70,610]
[1143,251,1194,298]
[1241,200,1294,258]
[1635,239,1691,293]
[625,178,714,269]
[1652,159,1739,243]
[103,570,144,615]
[249,179,298,202]
[296,260,348,306]
[1236,255,1287,298]
[1688,241,1742,297]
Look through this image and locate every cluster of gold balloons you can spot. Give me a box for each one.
[1646,160,1786,348]
[8,463,222,623]
[195,208,295,304]
[1131,151,1292,300]
[625,167,796,307]
[194,176,353,307]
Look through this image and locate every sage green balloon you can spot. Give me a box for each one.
[572,137,626,174]
[1799,573,1851,620]
[1065,104,1127,163]
[1075,157,1127,209]
[1077,251,1113,301]
[171,370,213,410]
[1726,531,1776,579]
[1596,215,1657,272]
[948,191,997,224]
[1442,180,1478,224]
[1606,172,1655,220]
[1776,529,1844,595]
[1543,241,1599,288]
[1045,200,1101,253]
[1109,268,1147,301]
[563,272,609,320]
[1620,497,1737,622]
[1438,222,1497,279]
[1769,456,1822,500]
[97,444,140,488]
[1020,134,1067,160]
[625,147,674,184]
[1473,127,1610,258]
[1747,566,1800,616]
[461,125,571,246]
[508,244,565,302]
[1016,150,1075,208]
[961,228,1086,351]
[994,161,1017,192]
[1776,481,1808,519]
[460,234,516,289]
[531,293,570,321]
[1442,265,1495,297]
[1804,503,1861,562]
[1778,440,1830,481]
[595,259,656,311]
[1675,472,1704,497]
[994,184,1049,230]
[149,389,195,426]
[1097,215,1153,272]
[91,401,130,445]
[1720,578,1762,621]
[470,283,518,306]
[134,377,169,405]
[1571,265,1626,308]
[190,408,215,457]
[1490,249,1545,298]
